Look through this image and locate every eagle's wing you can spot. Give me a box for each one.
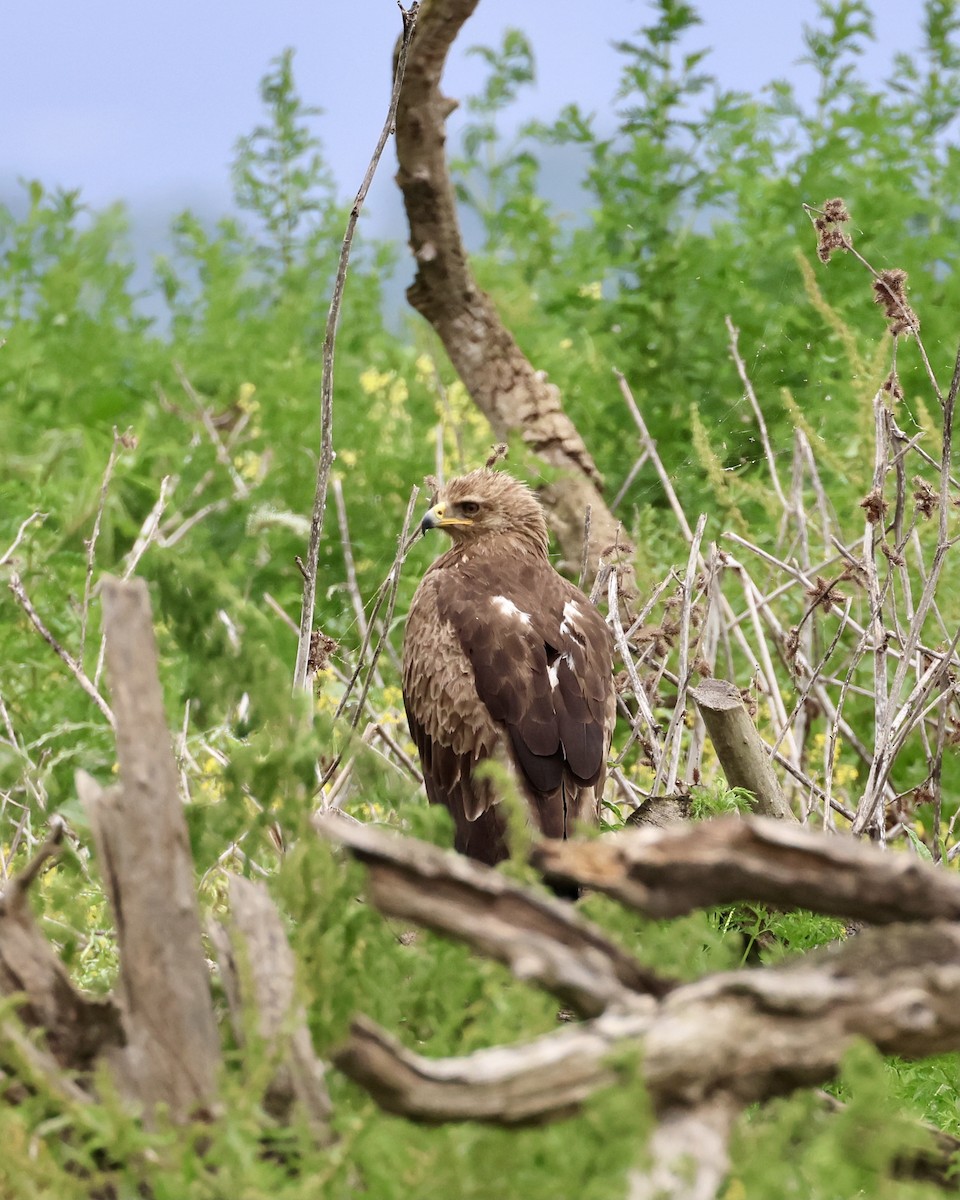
[440,563,613,797]
[403,553,614,854]
[402,568,508,861]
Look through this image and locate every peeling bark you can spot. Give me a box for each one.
[394,0,632,572]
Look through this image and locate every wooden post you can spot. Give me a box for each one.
[690,679,795,821]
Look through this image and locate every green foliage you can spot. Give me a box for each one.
[3,7,960,1196]
[460,0,960,538]
[689,780,754,820]
[232,48,336,271]
[730,1042,949,1198]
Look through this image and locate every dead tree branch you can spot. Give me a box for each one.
[316,816,674,1016]
[0,820,123,1072]
[532,815,960,924]
[690,679,795,820]
[394,0,631,573]
[293,2,419,692]
[78,577,220,1119]
[333,900,960,1113]
[329,819,960,1197]
[209,875,332,1140]
[8,572,115,728]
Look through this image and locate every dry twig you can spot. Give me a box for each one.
[293,3,419,692]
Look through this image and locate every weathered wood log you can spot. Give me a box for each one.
[316,815,675,1016]
[394,0,633,573]
[334,920,960,1117]
[77,576,220,1120]
[0,821,122,1072]
[209,875,332,1141]
[329,818,960,1197]
[532,815,960,924]
[690,678,794,820]
[334,1010,643,1124]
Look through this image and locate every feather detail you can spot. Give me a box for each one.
[402,470,616,866]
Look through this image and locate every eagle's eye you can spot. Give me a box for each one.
[459,500,480,517]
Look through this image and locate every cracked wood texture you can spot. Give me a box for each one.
[531,814,960,924]
[395,0,632,571]
[79,577,220,1120]
[326,818,960,1197]
[331,825,960,1113]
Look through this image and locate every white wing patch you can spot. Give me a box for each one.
[547,653,574,691]
[559,600,582,638]
[492,595,532,625]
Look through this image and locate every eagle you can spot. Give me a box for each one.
[402,468,616,866]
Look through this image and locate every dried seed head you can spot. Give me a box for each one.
[881,369,904,402]
[484,443,509,468]
[805,574,844,612]
[880,541,906,567]
[912,476,938,519]
[823,197,850,223]
[812,197,850,262]
[873,268,919,337]
[860,489,888,524]
[309,630,338,677]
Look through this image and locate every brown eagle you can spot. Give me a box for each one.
[402,469,616,865]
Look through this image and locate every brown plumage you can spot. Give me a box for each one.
[402,469,616,866]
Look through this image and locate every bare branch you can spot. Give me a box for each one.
[532,816,960,924]
[0,511,46,568]
[174,364,251,499]
[334,1010,644,1124]
[316,816,673,1015]
[81,429,129,656]
[725,316,788,512]
[293,2,419,692]
[8,572,115,728]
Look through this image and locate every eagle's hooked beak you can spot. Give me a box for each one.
[420,502,473,533]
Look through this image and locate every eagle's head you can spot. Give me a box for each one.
[421,469,549,553]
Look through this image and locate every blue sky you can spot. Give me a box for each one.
[1,1,923,234]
